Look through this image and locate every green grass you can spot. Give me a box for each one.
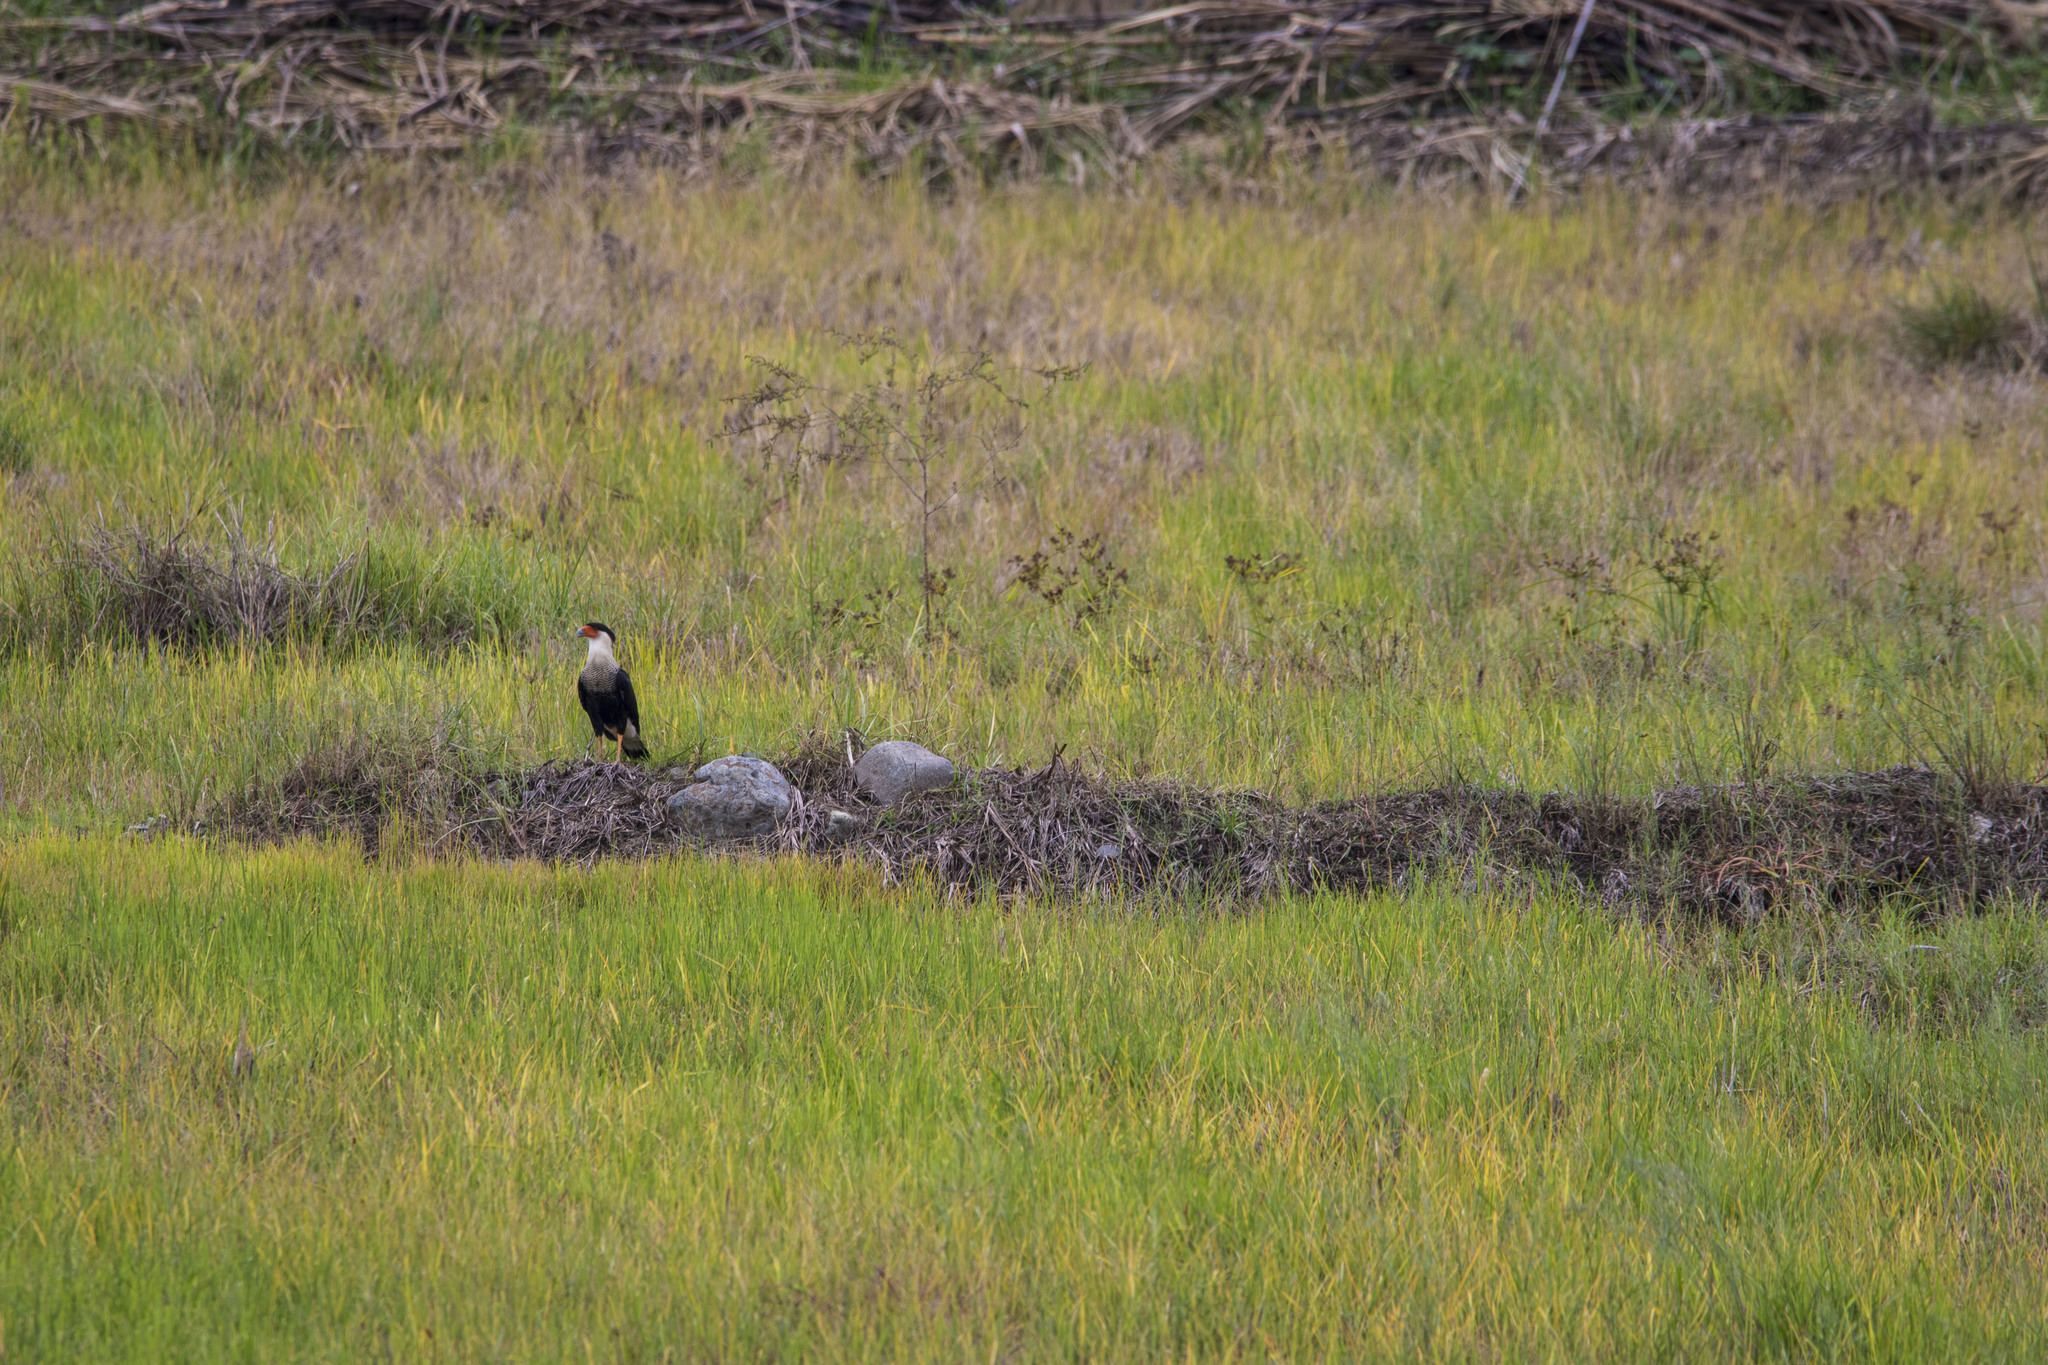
[2,142,2047,1357]
[4,836,2047,1361]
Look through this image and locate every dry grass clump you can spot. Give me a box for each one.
[24,513,525,653]
[59,512,371,650]
[228,728,443,855]
[1894,281,2042,371]
[227,732,2048,919]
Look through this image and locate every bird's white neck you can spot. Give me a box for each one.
[585,635,616,663]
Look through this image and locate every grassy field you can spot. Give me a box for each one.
[2,149,2046,820]
[2,139,2047,1358]
[5,837,2047,1360]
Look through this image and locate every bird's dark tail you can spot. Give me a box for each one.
[622,734,649,760]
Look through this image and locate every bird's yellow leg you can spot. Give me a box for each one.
[614,734,624,764]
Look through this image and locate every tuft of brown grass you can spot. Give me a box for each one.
[53,511,362,649]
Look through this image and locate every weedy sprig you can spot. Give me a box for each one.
[1223,549,1303,629]
[1005,527,1129,631]
[1649,529,1724,660]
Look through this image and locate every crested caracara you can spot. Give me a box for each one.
[575,622,649,762]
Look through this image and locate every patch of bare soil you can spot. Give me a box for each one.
[226,735,2048,919]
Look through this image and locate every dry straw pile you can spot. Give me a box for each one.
[5,1,2045,186]
[228,734,2048,921]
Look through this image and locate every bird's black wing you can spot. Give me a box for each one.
[577,673,608,737]
[617,667,642,735]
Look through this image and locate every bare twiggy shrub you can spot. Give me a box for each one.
[726,334,1078,639]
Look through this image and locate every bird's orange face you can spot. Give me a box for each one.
[576,625,600,640]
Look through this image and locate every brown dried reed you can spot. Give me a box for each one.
[5,0,2043,193]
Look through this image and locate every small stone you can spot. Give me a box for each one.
[853,740,956,807]
[823,809,864,843]
[667,756,794,839]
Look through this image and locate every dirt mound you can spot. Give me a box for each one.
[225,735,2048,918]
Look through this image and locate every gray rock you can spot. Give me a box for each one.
[822,809,864,843]
[667,756,794,838]
[854,740,956,807]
